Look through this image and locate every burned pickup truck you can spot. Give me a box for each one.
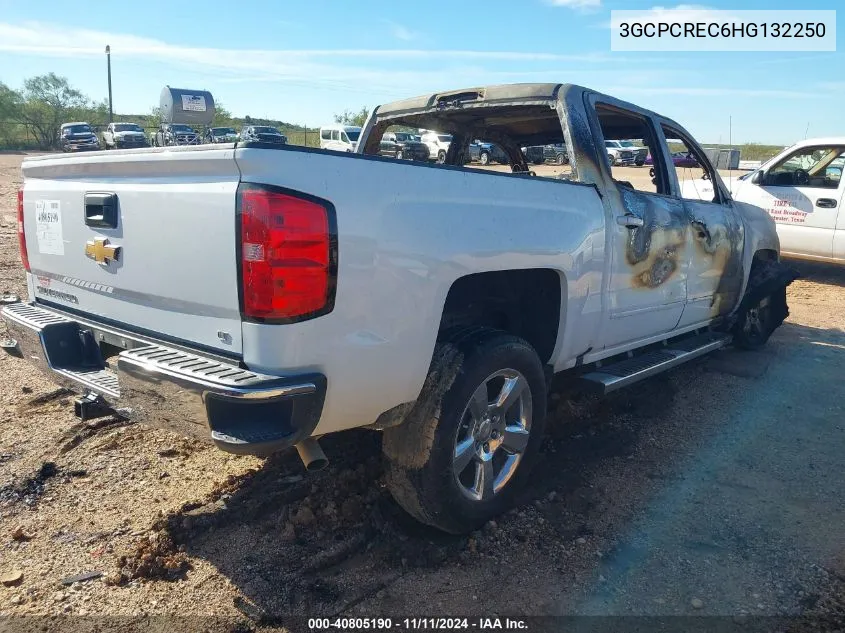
[5,83,796,533]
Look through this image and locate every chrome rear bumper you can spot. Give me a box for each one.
[1,302,325,455]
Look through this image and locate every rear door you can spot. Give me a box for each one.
[22,147,243,354]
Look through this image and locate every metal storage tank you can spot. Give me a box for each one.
[704,148,741,170]
[159,87,215,125]
[716,149,741,170]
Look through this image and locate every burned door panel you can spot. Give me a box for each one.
[622,188,688,289]
[678,202,745,326]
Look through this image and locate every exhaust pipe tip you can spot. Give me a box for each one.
[295,437,328,472]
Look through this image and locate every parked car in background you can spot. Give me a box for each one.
[379,132,429,160]
[320,125,361,152]
[240,125,287,145]
[60,122,100,152]
[151,123,200,147]
[604,140,637,166]
[682,138,845,265]
[522,146,546,165]
[204,127,239,144]
[469,141,509,165]
[644,151,699,168]
[101,122,148,150]
[543,143,569,165]
[620,139,649,166]
[420,132,452,163]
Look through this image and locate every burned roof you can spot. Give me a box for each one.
[370,83,574,147]
[367,82,690,151]
[375,83,565,119]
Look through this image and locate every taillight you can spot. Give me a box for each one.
[238,185,336,321]
[17,188,30,272]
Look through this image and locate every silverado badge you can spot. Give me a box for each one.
[85,237,121,265]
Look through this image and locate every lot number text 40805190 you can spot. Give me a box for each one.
[308,617,529,630]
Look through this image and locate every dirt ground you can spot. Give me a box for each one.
[0,152,843,631]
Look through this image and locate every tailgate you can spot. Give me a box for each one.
[21,147,243,354]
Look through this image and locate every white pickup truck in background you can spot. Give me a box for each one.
[3,83,798,533]
[683,137,845,265]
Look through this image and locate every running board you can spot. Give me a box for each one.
[578,332,731,395]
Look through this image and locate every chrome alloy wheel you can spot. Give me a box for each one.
[453,369,532,502]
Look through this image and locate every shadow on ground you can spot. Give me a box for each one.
[790,261,845,287]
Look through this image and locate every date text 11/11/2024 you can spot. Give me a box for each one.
[307,618,529,630]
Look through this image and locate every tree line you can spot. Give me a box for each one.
[0,73,372,150]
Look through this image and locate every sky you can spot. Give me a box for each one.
[0,0,842,145]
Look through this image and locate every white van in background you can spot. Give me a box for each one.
[320,125,362,152]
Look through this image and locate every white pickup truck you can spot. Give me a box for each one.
[101,122,149,150]
[3,83,797,533]
[682,138,845,265]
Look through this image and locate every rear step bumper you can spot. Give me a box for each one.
[1,302,325,456]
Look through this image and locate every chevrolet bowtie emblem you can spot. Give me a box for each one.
[85,237,121,265]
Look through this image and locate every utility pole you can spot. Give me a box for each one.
[728,115,733,192]
[105,45,113,123]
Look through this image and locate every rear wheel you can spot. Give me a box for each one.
[437,150,447,164]
[608,153,616,166]
[396,150,404,160]
[383,329,547,534]
[556,153,566,166]
[479,151,490,166]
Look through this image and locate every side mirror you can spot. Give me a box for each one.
[750,171,764,185]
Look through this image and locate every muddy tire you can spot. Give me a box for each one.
[733,258,796,350]
[383,328,547,534]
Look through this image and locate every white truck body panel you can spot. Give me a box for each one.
[234,148,603,434]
